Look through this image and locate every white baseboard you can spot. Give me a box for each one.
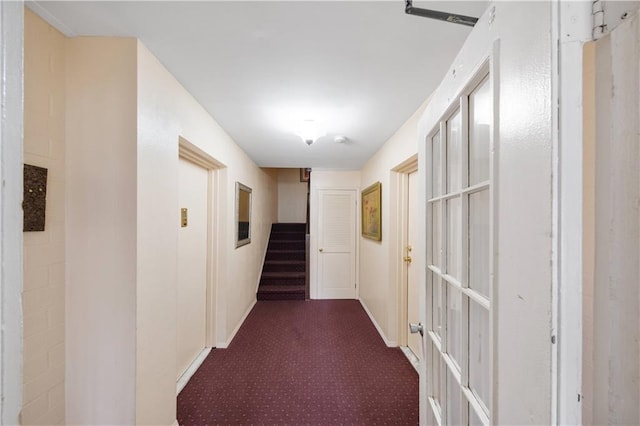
[359,299,397,347]
[172,420,179,426]
[216,299,256,348]
[176,347,212,394]
[400,346,421,374]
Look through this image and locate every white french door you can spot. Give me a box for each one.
[425,68,493,425]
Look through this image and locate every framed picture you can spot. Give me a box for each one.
[235,182,252,248]
[300,168,311,182]
[361,181,381,241]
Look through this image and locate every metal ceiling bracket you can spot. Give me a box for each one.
[404,0,478,27]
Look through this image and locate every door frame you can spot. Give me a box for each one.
[392,156,418,349]
[1,1,24,422]
[178,137,223,348]
[552,3,593,424]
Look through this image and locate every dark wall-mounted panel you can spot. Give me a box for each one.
[23,164,48,232]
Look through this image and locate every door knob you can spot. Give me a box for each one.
[409,322,424,337]
[404,256,412,263]
[319,248,323,252]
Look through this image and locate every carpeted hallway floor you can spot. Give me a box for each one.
[177,300,418,425]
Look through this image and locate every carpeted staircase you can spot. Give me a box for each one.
[257,223,306,300]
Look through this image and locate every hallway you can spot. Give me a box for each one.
[177,300,418,425]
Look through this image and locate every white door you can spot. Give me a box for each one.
[406,170,421,360]
[317,189,357,299]
[425,64,493,426]
[419,3,554,425]
[177,158,208,379]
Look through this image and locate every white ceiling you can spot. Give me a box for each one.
[29,1,488,170]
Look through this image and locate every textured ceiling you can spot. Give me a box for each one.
[29,1,488,169]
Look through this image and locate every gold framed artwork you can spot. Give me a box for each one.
[361,181,381,241]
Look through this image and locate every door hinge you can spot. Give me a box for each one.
[592,0,607,39]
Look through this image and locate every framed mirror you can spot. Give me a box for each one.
[235,182,252,247]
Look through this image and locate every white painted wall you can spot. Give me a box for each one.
[358,101,428,346]
[592,11,640,424]
[309,171,360,300]
[0,1,24,424]
[601,1,640,34]
[418,3,554,423]
[277,168,307,223]
[22,9,65,425]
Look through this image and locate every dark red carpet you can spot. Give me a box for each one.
[177,300,418,425]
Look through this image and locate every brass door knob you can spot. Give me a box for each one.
[319,248,324,252]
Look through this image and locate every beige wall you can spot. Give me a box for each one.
[48,32,279,425]
[277,168,307,223]
[136,42,277,424]
[65,36,138,425]
[358,101,428,346]
[22,9,66,425]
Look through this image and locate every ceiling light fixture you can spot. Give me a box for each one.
[297,120,325,146]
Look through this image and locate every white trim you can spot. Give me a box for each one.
[1,1,24,424]
[216,299,256,348]
[392,156,419,349]
[176,347,212,394]
[178,137,225,170]
[555,3,593,424]
[359,299,397,347]
[255,223,272,293]
[25,1,76,37]
[400,346,420,374]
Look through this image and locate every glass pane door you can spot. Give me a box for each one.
[426,72,492,425]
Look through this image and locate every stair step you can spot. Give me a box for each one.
[270,232,305,241]
[257,284,305,293]
[263,260,305,272]
[265,260,305,266]
[266,250,305,261]
[272,223,306,232]
[260,271,305,286]
[261,271,305,280]
[268,240,305,250]
[257,285,305,301]
[258,223,307,300]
